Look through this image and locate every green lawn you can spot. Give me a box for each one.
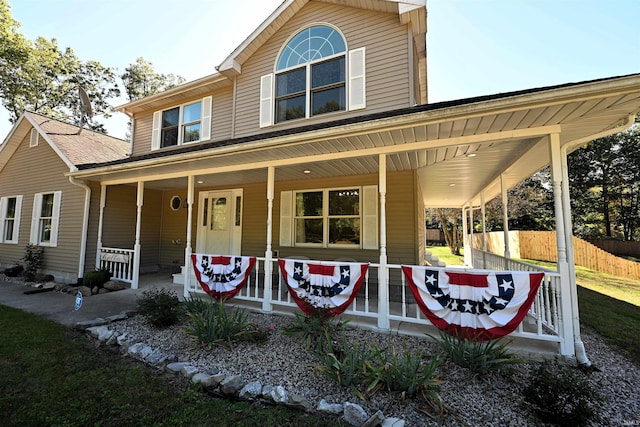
[0,305,343,427]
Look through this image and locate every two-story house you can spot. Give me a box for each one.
[2,0,640,362]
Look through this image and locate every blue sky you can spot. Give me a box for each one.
[1,0,639,140]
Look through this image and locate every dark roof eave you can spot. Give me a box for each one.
[77,72,640,170]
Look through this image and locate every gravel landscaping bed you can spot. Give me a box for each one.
[108,310,640,426]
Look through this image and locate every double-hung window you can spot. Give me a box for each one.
[152,96,212,150]
[30,191,62,247]
[280,186,378,249]
[260,25,366,127]
[0,195,22,244]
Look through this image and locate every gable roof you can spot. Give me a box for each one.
[0,112,130,173]
[217,0,426,77]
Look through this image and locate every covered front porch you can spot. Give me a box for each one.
[73,75,640,363]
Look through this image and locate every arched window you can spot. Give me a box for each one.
[274,25,347,123]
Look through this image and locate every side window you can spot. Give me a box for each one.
[29,191,62,247]
[260,25,365,128]
[152,96,212,150]
[0,195,23,244]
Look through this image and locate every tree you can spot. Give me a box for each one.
[434,208,462,255]
[0,1,120,133]
[120,57,185,101]
[568,125,640,241]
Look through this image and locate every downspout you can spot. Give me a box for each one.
[68,176,91,282]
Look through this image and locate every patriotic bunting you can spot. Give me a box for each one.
[190,254,256,300]
[401,266,544,340]
[278,259,369,317]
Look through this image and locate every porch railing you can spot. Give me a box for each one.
[186,255,563,347]
[99,247,135,284]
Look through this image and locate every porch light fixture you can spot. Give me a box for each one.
[196,180,204,184]
[303,170,311,174]
[449,183,456,187]
[466,153,477,157]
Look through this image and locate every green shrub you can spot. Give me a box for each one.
[137,288,181,328]
[183,300,251,349]
[433,330,523,377]
[365,343,442,400]
[523,359,603,426]
[22,244,43,281]
[282,310,349,353]
[83,268,111,288]
[3,265,23,277]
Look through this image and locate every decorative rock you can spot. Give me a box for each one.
[166,362,190,373]
[103,280,129,291]
[98,288,110,294]
[180,365,199,379]
[126,342,146,358]
[116,333,130,346]
[219,375,244,395]
[91,286,99,295]
[288,393,312,411]
[138,345,154,360]
[363,410,385,427]
[261,385,274,401]
[381,418,405,427]
[145,349,174,366]
[86,325,110,340]
[343,402,369,427]
[192,373,220,388]
[75,318,108,329]
[268,385,288,404]
[318,399,344,415]
[77,286,92,296]
[239,381,262,399]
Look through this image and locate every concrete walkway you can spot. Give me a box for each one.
[0,274,181,328]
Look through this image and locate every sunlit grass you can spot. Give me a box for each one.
[426,245,465,266]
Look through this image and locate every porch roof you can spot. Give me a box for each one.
[71,73,640,208]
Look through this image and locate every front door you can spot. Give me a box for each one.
[196,189,243,255]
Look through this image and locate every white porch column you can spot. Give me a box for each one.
[462,206,471,267]
[469,208,475,268]
[501,174,511,267]
[561,148,591,365]
[377,154,390,330]
[183,176,195,299]
[263,166,275,312]
[132,181,144,289]
[95,184,107,270]
[481,193,487,268]
[549,133,576,358]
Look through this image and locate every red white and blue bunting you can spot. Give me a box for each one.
[401,266,544,340]
[190,254,256,300]
[278,259,369,317]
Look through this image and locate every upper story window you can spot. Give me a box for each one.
[260,25,366,128]
[152,96,212,150]
[0,195,22,244]
[275,25,346,123]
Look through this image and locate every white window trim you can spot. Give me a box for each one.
[279,185,377,249]
[151,96,212,150]
[0,195,23,244]
[29,191,62,247]
[29,129,39,147]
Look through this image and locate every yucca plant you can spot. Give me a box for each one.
[183,299,251,349]
[282,310,349,353]
[365,343,442,401]
[432,330,524,376]
[313,339,373,399]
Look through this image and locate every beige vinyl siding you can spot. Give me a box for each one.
[140,189,162,270]
[158,189,190,268]
[234,2,411,138]
[238,182,269,257]
[0,132,85,282]
[130,88,233,157]
[271,171,418,265]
